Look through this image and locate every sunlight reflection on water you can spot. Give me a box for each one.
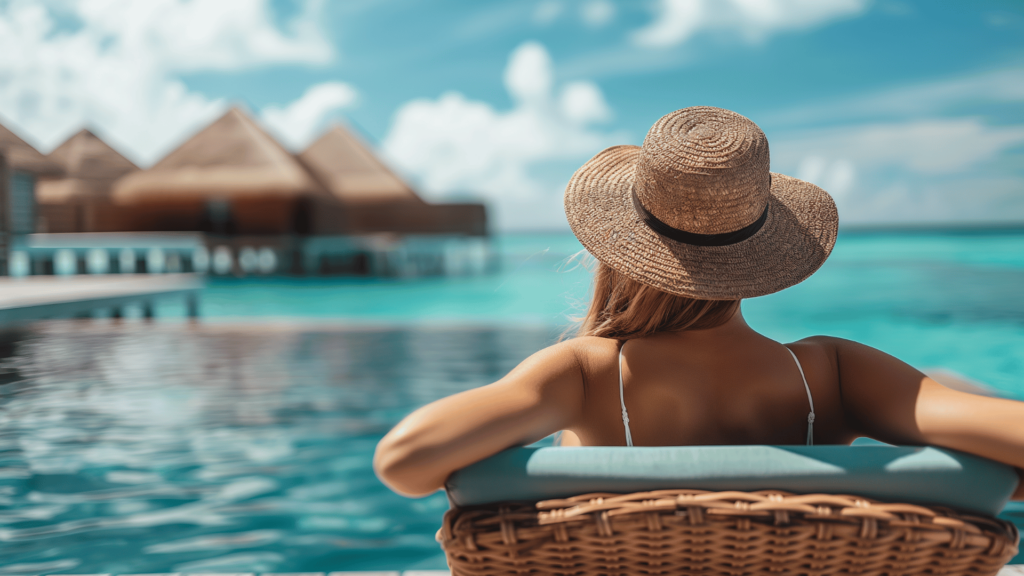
[0,323,557,572]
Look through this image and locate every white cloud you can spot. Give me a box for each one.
[504,43,555,104]
[533,0,563,25]
[534,0,615,29]
[767,67,1024,128]
[762,66,1024,226]
[862,67,1024,114]
[796,157,856,203]
[261,82,358,150]
[383,41,623,231]
[835,176,1024,226]
[774,118,1024,225]
[776,118,1024,176]
[632,0,870,48]
[580,0,615,28]
[74,0,331,72]
[0,0,333,164]
[560,82,612,124]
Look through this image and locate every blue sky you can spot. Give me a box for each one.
[1,0,1023,230]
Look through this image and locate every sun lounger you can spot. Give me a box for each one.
[439,445,1020,575]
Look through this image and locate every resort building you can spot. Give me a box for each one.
[37,128,139,234]
[300,125,486,237]
[0,122,65,274]
[111,108,330,236]
[1,108,489,277]
[296,124,488,275]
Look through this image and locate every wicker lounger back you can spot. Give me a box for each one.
[439,489,1019,576]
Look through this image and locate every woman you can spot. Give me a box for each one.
[374,106,1024,499]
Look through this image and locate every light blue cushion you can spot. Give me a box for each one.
[445,445,1019,516]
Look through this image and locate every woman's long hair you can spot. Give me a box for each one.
[575,261,738,340]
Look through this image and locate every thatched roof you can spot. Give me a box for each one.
[48,128,137,181]
[300,124,423,205]
[113,107,325,203]
[0,121,63,176]
[38,129,139,203]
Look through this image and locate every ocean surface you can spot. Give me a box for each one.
[0,231,1022,572]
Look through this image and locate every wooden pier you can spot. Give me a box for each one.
[0,273,202,323]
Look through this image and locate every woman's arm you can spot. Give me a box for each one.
[373,340,587,497]
[817,337,1024,499]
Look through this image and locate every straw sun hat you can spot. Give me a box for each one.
[564,106,838,300]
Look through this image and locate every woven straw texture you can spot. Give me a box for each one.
[439,489,1019,576]
[564,107,838,300]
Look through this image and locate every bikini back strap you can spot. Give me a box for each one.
[618,344,634,447]
[784,346,816,445]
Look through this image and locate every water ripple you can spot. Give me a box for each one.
[0,324,552,572]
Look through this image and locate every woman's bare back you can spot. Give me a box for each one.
[563,312,857,447]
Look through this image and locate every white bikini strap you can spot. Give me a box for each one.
[618,344,634,447]
[785,347,816,445]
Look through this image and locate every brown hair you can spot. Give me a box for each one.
[575,261,738,340]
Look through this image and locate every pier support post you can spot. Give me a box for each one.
[142,301,154,320]
[111,306,123,320]
[186,294,200,320]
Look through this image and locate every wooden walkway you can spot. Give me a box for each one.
[0,274,202,323]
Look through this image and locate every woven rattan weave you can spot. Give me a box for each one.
[439,489,1019,576]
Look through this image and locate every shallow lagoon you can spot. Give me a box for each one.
[0,231,1022,572]
[202,231,1024,398]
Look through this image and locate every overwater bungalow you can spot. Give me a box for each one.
[0,123,64,232]
[0,122,65,273]
[3,107,489,277]
[110,108,332,236]
[300,125,486,237]
[37,128,139,234]
[296,124,489,275]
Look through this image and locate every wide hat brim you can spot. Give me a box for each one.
[565,145,839,300]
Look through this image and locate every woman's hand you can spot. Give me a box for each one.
[373,340,587,497]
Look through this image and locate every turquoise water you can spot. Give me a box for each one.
[0,324,550,572]
[0,231,1022,572]
[198,232,1024,398]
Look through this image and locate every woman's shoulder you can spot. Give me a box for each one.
[789,335,871,354]
[508,336,618,376]
[555,336,621,378]
[786,336,918,389]
[782,336,841,384]
[789,335,875,359]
